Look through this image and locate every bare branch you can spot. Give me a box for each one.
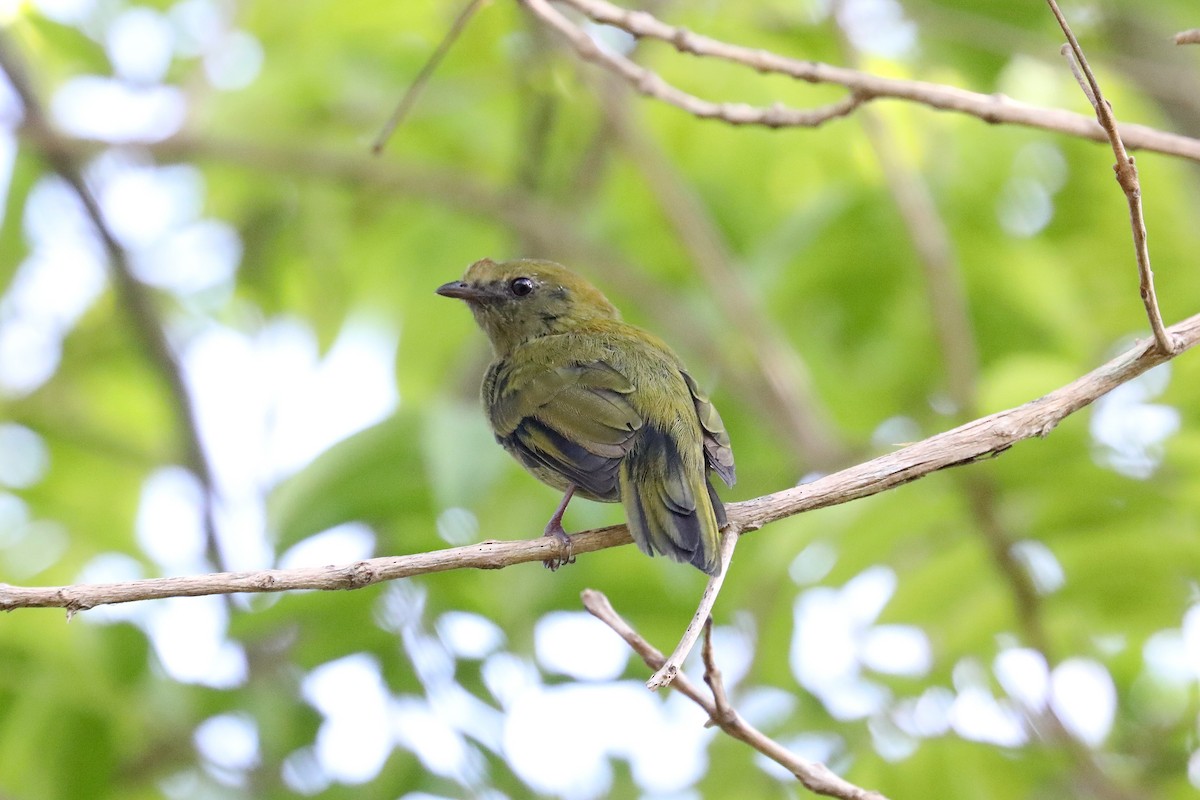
[532,0,1200,163]
[1175,29,1200,45]
[647,525,738,689]
[0,529,631,613]
[519,0,865,128]
[1046,0,1174,355]
[4,313,1200,613]
[582,590,888,800]
[729,314,1200,531]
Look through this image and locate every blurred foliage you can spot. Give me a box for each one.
[2,0,1200,799]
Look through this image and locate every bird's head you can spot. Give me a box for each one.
[437,258,619,355]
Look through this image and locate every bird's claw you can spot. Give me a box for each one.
[542,524,575,571]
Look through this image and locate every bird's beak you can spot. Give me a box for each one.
[436,280,488,302]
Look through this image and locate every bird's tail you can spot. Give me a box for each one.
[619,424,724,576]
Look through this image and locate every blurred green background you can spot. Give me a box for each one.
[2,0,1199,798]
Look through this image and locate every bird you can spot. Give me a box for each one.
[436,258,735,575]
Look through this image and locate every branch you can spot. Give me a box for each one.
[520,0,866,128]
[1046,0,1174,355]
[1,528,631,614]
[646,524,738,689]
[1176,29,1200,45]
[0,34,226,570]
[524,0,1200,163]
[729,314,1200,530]
[4,313,1200,613]
[582,589,888,800]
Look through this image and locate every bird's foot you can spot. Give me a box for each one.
[542,522,575,571]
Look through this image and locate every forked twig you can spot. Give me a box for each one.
[647,524,738,689]
[582,589,888,799]
[1046,0,1174,355]
[537,0,1200,163]
[519,0,864,128]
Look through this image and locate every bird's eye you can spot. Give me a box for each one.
[509,277,534,297]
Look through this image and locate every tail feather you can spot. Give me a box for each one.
[620,423,722,575]
[707,478,727,528]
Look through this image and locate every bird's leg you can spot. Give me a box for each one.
[542,484,577,571]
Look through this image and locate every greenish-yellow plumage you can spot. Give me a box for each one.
[437,258,735,575]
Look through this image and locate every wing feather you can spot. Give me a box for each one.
[681,370,736,487]
[487,359,642,501]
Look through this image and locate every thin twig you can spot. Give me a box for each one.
[700,617,734,728]
[582,590,888,800]
[534,0,1200,163]
[520,0,865,128]
[1045,0,1174,355]
[5,312,1200,613]
[647,524,738,689]
[1060,45,1098,106]
[1175,29,1200,46]
[0,34,226,571]
[372,0,489,154]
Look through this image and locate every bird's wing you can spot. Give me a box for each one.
[488,359,643,499]
[681,370,736,487]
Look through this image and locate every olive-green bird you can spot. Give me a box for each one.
[437,258,735,575]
